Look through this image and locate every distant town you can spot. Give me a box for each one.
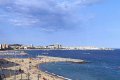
[0,44,113,50]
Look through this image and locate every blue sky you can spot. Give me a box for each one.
[0,0,120,48]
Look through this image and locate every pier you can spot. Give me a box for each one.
[37,55,85,63]
[0,51,28,56]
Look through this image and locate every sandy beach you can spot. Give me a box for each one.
[0,56,84,80]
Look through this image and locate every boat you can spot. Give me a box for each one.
[41,53,49,55]
[83,53,91,55]
[20,51,28,55]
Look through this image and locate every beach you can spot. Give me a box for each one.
[0,56,84,80]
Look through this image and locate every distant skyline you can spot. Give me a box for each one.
[0,0,120,48]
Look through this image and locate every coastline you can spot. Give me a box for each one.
[1,56,84,80]
[39,68,72,80]
[0,48,114,51]
[39,63,71,80]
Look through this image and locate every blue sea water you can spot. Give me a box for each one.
[37,50,120,80]
[1,50,120,80]
[25,50,120,80]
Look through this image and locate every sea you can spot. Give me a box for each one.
[1,49,120,80]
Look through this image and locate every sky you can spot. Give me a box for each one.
[0,0,120,48]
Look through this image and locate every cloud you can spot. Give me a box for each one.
[0,0,99,32]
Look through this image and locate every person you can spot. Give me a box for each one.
[0,75,2,80]
[19,68,22,73]
[2,74,5,80]
[43,77,47,80]
[22,59,24,62]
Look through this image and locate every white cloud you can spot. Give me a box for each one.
[9,18,39,26]
[0,0,100,31]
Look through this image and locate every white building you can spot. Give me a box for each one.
[63,46,101,50]
[0,44,9,49]
[0,44,2,49]
[47,44,62,49]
